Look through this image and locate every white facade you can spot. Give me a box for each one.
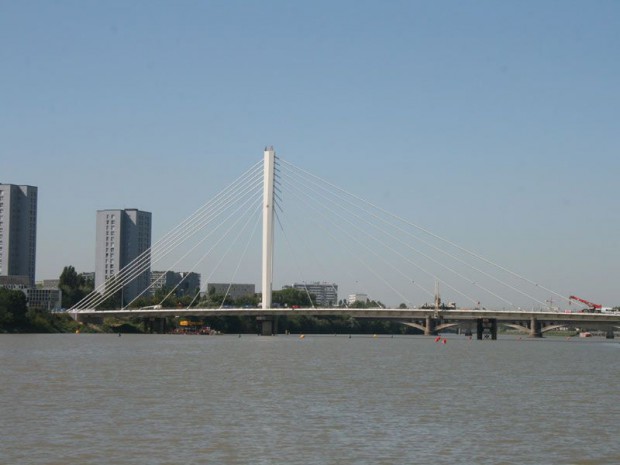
[348,293,368,305]
[290,282,338,307]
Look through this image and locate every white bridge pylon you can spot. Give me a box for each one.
[262,146,276,310]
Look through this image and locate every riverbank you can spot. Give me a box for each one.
[0,314,144,334]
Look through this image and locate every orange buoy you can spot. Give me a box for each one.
[299,334,305,339]
[442,338,447,344]
[434,336,441,343]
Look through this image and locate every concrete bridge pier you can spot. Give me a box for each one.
[143,317,167,334]
[257,316,277,336]
[477,318,497,340]
[424,316,437,336]
[529,317,542,338]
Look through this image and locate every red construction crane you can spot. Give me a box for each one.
[569,295,602,311]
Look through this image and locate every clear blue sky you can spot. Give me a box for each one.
[1,1,618,305]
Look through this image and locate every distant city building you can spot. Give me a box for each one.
[207,283,255,300]
[0,184,38,286]
[348,293,368,305]
[26,288,62,311]
[178,272,200,297]
[1,276,62,311]
[151,271,201,297]
[0,275,30,290]
[95,209,152,305]
[151,271,180,293]
[287,281,338,307]
[79,272,95,283]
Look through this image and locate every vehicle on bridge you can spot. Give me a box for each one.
[569,295,602,313]
[420,302,457,310]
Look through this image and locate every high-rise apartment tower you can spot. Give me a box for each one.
[0,184,38,286]
[95,209,152,305]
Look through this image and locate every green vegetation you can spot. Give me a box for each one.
[59,266,94,308]
[0,287,28,327]
[0,287,81,333]
[272,288,313,307]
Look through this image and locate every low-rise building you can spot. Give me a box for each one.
[348,293,368,305]
[287,281,338,307]
[79,272,95,283]
[1,276,62,311]
[26,288,62,311]
[178,272,200,297]
[151,271,181,293]
[151,271,201,297]
[207,283,255,300]
[0,275,30,290]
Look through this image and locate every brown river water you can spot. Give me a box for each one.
[1,333,619,465]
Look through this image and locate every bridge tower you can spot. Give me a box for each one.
[259,146,277,335]
[262,146,275,310]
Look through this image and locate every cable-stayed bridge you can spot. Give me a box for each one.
[69,148,620,338]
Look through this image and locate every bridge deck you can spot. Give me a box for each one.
[69,307,620,323]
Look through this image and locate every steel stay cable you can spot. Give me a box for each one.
[82,177,263,309]
[81,172,263,308]
[279,170,477,304]
[280,178,423,307]
[273,210,319,309]
[281,176,472,306]
[274,176,433,303]
[282,162,542,307]
[273,168,343,308]
[91,169,263,305]
[177,195,263,309]
[73,162,263,309]
[191,197,263,309]
[124,185,264,308]
[280,158,571,305]
[219,202,263,309]
[72,161,262,309]
[280,165,517,308]
[123,178,263,306]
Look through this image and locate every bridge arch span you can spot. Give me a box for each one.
[400,321,426,333]
[541,324,568,333]
[435,322,460,332]
[504,323,529,333]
